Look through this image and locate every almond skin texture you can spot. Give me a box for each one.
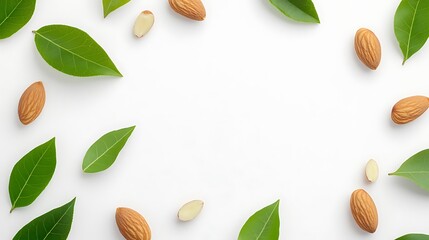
[116,208,151,240]
[350,189,378,233]
[391,95,429,124]
[168,0,206,21]
[18,81,46,125]
[354,28,381,70]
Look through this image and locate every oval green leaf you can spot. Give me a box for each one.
[394,0,429,64]
[397,234,429,240]
[33,25,122,77]
[389,149,429,192]
[83,126,135,173]
[269,0,320,23]
[238,200,280,240]
[0,0,36,39]
[13,198,76,240]
[103,0,130,17]
[9,138,56,212]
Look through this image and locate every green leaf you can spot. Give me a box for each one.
[0,0,36,39]
[13,198,76,240]
[389,149,429,192]
[394,0,429,64]
[103,0,130,18]
[33,25,122,77]
[269,0,320,23]
[396,234,429,240]
[9,138,56,212]
[83,126,135,173]
[238,200,280,240]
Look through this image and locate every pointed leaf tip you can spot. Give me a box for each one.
[390,149,429,192]
[269,0,320,23]
[34,25,122,77]
[9,138,57,212]
[394,0,429,64]
[82,126,135,173]
[238,200,280,240]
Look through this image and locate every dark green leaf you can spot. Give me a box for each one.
[83,126,135,173]
[103,0,130,18]
[13,198,76,240]
[33,25,122,77]
[396,234,429,240]
[9,138,56,212]
[389,149,429,192]
[238,200,280,240]
[394,0,429,64]
[269,0,320,23]
[0,0,36,39]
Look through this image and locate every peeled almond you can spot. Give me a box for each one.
[133,11,154,38]
[178,200,204,222]
[365,159,379,183]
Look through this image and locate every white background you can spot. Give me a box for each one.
[1,0,429,239]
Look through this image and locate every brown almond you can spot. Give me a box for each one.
[116,207,151,240]
[354,28,382,70]
[168,0,206,21]
[350,189,378,233]
[391,95,429,124]
[18,81,46,125]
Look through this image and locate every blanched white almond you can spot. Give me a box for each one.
[365,159,379,183]
[178,200,204,222]
[133,10,154,38]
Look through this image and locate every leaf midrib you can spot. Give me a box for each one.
[83,129,133,172]
[33,31,119,75]
[255,201,279,240]
[0,0,25,28]
[270,0,319,22]
[392,170,429,174]
[404,0,421,63]
[41,202,73,240]
[11,141,53,212]
[290,0,318,21]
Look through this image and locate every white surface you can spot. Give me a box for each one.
[1,0,429,239]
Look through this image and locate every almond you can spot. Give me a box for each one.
[116,207,151,240]
[354,28,381,70]
[178,200,204,221]
[391,95,429,124]
[365,159,379,183]
[18,81,46,125]
[168,0,206,21]
[133,11,154,38]
[350,189,378,233]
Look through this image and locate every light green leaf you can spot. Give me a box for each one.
[0,0,36,39]
[269,0,320,23]
[389,149,429,192]
[396,234,429,240]
[33,24,122,77]
[9,138,56,212]
[238,200,280,240]
[13,198,76,240]
[83,126,135,173]
[394,0,429,64]
[103,0,130,18]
